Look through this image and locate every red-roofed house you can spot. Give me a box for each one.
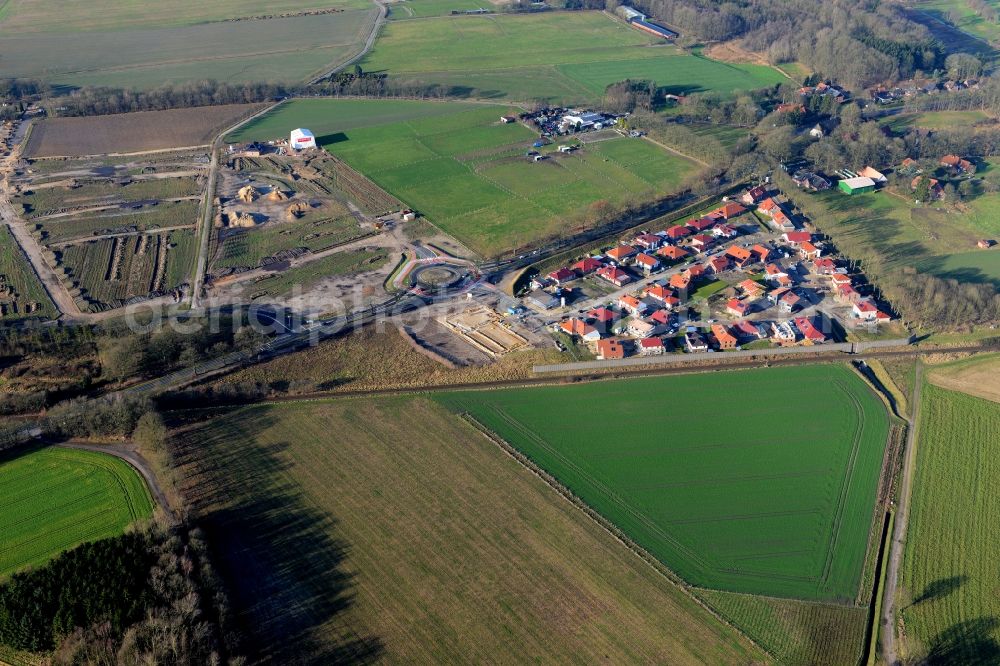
[764,263,788,284]
[771,209,795,231]
[664,225,691,240]
[713,223,738,238]
[596,265,631,287]
[725,245,754,268]
[742,185,768,205]
[853,299,879,320]
[638,337,665,355]
[657,245,689,262]
[560,318,602,342]
[813,257,837,274]
[707,255,730,274]
[645,285,673,302]
[779,290,801,313]
[690,234,715,252]
[649,309,673,326]
[737,279,765,299]
[588,307,616,324]
[596,338,626,360]
[735,320,768,340]
[618,294,647,316]
[635,252,661,274]
[686,264,707,279]
[783,231,811,245]
[633,234,662,251]
[758,198,781,216]
[572,257,603,275]
[687,217,717,232]
[836,283,861,303]
[794,316,826,343]
[830,273,852,287]
[726,298,751,318]
[713,202,747,219]
[711,324,739,350]
[548,267,576,285]
[752,244,772,263]
[669,273,691,290]
[798,241,821,259]
[607,245,637,263]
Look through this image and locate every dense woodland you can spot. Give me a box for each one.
[0,528,240,664]
[631,0,943,87]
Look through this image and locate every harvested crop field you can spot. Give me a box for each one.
[0,10,378,89]
[927,352,1000,403]
[900,378,1000,663]
[436,364,891,601]
[0,446,154,579]
[25,104,264,157]
[172,398,764,663]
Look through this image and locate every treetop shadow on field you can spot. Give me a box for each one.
[911,575,967,606]
[170,410,383,665]
[926,617,1000,666]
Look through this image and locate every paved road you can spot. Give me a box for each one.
[57,440,178,525]
[881,361,924,666]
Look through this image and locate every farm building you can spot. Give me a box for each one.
[630,18,678,39]
[290,128,317,150]
[838,176,876,195]
[616,5,646,21]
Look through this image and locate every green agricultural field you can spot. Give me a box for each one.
[557,54,787,97]
[436,364,891,601]
[0,226,57,322]
[880,110,994,134]
[231,100,700,255]
[225,98,482,143]
[921,249,1000,287]
[0,446,153,579]
[213,214,363,271]
[387,0,491,19]
[172,397,764,664]
[360,11,788,103]
[0,9,378,89]
[900,378,1000,663]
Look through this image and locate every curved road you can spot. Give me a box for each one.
[57,440,178,525]
[881,361,923,666]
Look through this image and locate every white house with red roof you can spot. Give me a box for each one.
[664,225,691,240]
[635,252,661,274]
[596,265,631,287]
[657,245,689,262]
[548,267,576,285]
[741,185,768,205]
[726,298,751,318]
[783,231,812,245]
[606,245,637,263]
[572,257,603,275]
[713,223,738,238]
[560,318,602,342]
[707,255,730,274]
[798,241,821,259]
[638,337,666,355]
[618,294,647,316]
[632,234,662,251]
[793,316,825,343]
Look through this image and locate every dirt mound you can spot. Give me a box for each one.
[226,210,259,228]
[266,188,289,202]
[237,185,260,203]
[286,201,309,220]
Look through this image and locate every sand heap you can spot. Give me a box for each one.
[286,201,309,220]
[237,185,260,203]
[266,188,289,202]
[226,211,258,228]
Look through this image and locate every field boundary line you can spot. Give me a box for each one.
[458,411,773,661]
